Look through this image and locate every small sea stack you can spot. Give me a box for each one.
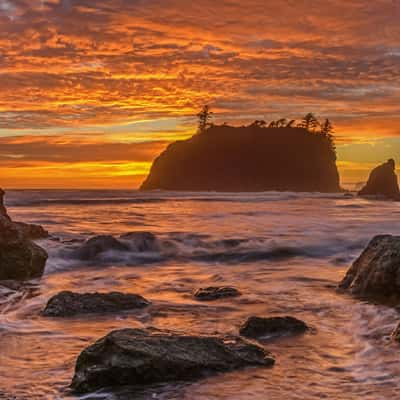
[358,159,400,200]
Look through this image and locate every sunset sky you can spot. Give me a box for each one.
[0,0,400,189]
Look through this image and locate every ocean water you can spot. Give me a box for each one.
[1,190,400,400]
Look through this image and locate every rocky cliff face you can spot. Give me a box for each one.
[141,126,341,192]
[358,159,400,200]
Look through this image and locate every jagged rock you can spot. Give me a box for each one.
[120,231,160,252]
[0,215,48,281]
[13,221,49,239]
[194,286,241,301]
[43,291,150,317]
[358,159,400,200]
[239,316,309,339]
[0,189,48,281]
[339,235,400,303]
[74,235,129,260]
[141,126,341,192]
[70,328,275,394]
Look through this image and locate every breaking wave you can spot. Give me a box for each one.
[44,230,366,272]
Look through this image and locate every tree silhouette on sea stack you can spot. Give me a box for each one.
[197,105,213,134]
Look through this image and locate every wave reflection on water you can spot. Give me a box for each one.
[1,190,400,399]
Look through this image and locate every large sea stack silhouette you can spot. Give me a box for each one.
[141,124,341,192]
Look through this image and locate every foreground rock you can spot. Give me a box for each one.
[43,291,150,317]
[240,316,309,339]
[358,159,400,200]
[0,189,48,239]
[194,286,241,301]
[71,328,274,394]
[0,189,48,280]
[0,215,48,281]
[339,235,400,303]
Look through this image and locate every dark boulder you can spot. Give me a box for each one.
[0,189,48,281]
[74,235,129,260]
[240,316,309,339]
[71,328,275,394]
[194,286,241,301]
[43,291,151,317]
[339,235,400,303]
[358,159,400,200]
[0,215,48,281]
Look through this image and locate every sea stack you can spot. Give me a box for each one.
[141,125,341,192]
[358,159,400,200]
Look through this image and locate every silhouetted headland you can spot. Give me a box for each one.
[141,123,341,192]
[358,159,400,200]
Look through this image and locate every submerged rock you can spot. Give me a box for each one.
[239,316,309,339]
[339,235,400,303]
[71,328,274,394]
[43,291,150,317]
[73,232,162,261]
[194,286,241,301]
[74,235,129,260]
[120,231,160,252]
[358,159,400,200]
